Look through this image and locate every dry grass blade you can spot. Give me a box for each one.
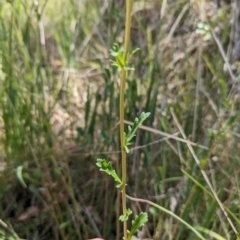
[170,107,238,236]
[0,219,24,240]
[211,29,236,84]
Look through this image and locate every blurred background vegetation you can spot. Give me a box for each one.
[0,0,240,239]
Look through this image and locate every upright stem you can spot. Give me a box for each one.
[124,0,133,62]
[120,1,133,239]
[120,70,127,240]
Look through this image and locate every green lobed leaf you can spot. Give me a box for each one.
[124,112,150,151]
[96,159,122,188]
[127,212,148,240]
[119,209,132,222]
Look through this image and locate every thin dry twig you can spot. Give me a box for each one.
[211,29,238,100]
[123,120,208,150]
[165,2,190,43]
[211,29,236,84]
[192,42,203,142]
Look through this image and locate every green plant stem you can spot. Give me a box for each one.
[120,1,133,239]
[120,69,127,240]
[123,0,133,61]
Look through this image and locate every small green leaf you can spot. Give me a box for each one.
[124,66,135,71]
[119,209,132,222]
[124,146,130,153]
[111,62,120,67]
[116,183,122,188]
[124,112,150,151]
[117,54,125,68]
[110,43,126,70]
[16,166,27,188]
[127,48,140,62]
[110,43,124,57]
[110,43,139,71]
[127,212,148,240]
[96,159,122,188]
